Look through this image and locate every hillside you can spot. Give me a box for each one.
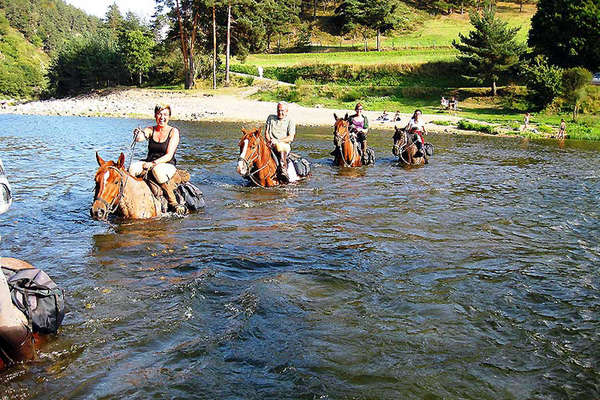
[0,10,48,97]
[0,0,100,98]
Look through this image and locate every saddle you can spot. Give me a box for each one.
[144,169,191,209]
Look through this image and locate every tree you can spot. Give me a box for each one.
[335,0,405,51]
[452,2,525,96]
[521,55,562,110]
[561,67,592,121]
[529,0,600,72]
[118,30,155,86]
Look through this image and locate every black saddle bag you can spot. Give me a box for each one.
[288,153,311,177]
[424,143,434,157]
[2,267,65,334]
[175,182,205,211]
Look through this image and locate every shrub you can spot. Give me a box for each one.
[521,55,563,110]
[457,119,498,134]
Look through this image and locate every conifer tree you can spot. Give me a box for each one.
[452,2,525,96]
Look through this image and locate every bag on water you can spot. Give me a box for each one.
[288,152,311,177]
[175,182,205,211]
[424,143,434,157]
[1,267,65,334]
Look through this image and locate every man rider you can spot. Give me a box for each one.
[265,101,296,183]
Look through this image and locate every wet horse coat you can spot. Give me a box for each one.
[91,153,164,220]
[236,128,303,188]
[332,114,363,167]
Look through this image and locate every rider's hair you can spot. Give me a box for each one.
[154,104,172,116]
[355,102,363,111]
[277,101,289,110]
[413,109,422,119]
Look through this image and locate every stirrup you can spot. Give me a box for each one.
[170,203,187,215]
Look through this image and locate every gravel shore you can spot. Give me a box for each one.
[0,87,463,132]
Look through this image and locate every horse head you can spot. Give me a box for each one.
[392,125,408,157]
[237,127,263,177]
[91,152,126,221]
[333,113,350,148]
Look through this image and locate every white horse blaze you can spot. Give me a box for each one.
[237,139,249,175]
[102,171,110,186]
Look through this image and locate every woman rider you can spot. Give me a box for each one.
[404,109,427,156]
[130,104,186,215]
[348,103,369,158]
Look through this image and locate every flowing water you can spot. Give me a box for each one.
[0,114,598,399]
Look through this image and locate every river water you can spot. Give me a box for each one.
[0,114,598,399]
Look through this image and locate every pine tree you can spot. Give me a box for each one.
[452,2,525,96]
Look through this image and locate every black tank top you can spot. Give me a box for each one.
[146,127,176,165]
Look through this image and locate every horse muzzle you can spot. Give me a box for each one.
[237,158,248,177]
[90,200,108,221]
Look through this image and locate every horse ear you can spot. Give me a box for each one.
[117,152,125,168]
[255,127,262,136]
[344,113,348,120]
[334,113,338,121]
[241,128,248,135]
[96,152,105,166]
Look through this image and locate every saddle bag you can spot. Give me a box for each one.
[424,143,434,157]
[288,153,311,177]
[2,267,65,334]
[175,182,205,211]
[362,147,376,165]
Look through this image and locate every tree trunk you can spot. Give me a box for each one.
[138,71,142,86]
[313,0,317,19]
[364,38,367,52]
[519,0,523,12]
[376,29,381,51]
[492,80,497,96]
[212,6,217,90]
[225,3,231,85]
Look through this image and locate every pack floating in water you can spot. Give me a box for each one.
[0,159,12,214]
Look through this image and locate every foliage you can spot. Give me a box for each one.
[452,2,526,96]
[230,61,468,87]
[46,31,126,96]
[457,119,498,134]
[118,30,155,86]
[529,0,600,71]
[0,0,100,53]
[0,10,47,97]
[521,55,563,110]
[561,67,592,121]
[335,0,406,50]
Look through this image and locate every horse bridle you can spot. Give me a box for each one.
[334,120,359,167]
[94,166,126,216]
[238,135,274,188]
[394,129,415,165]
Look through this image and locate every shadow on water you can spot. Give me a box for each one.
[0,114,599,399]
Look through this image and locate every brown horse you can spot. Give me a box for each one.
[332,114,363,167]
[236,127,305,187]
[392,126,427,166]
[91,152,167,220]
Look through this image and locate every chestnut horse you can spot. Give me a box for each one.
[392,126,427,166]
[332,114,362,167]
[91,152,166,220]
[236,127,304,188]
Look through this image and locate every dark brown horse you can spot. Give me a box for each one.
[332,114,363,167]
[392,126,427,166]
[236,127,305,187]
[91,152,166,220]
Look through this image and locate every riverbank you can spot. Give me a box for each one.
[0,87,468,133]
